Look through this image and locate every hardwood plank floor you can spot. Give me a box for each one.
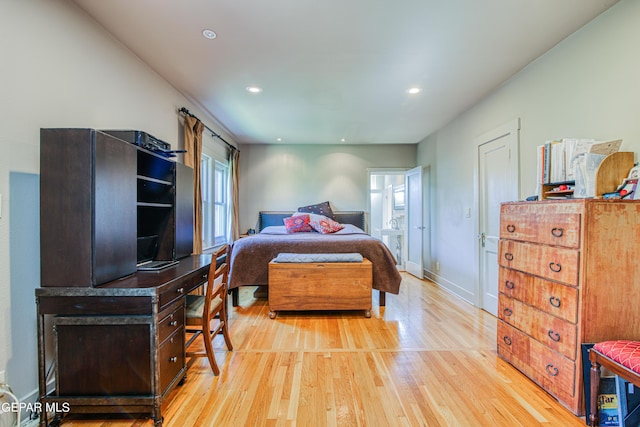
[59,273,586,426]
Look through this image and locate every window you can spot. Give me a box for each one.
[200,152,229,251]
[201,153,214,249]
[213,160,229,246]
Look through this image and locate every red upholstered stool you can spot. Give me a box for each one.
[589,340,640,427]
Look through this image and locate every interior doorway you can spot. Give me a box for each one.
[367,169,408,270]
[405,166,423,278]
[476,118,520,316]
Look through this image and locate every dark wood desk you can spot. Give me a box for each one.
[36,254,212,427]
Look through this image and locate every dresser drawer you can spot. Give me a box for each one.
[499,296,577,360]
[499,240,579,286]
[158,301,185,344]
[192,268,209,288]
[500,204,581,248]
[159,276,192,309]
[527,333,577,402]
[497,320,530,364]
[497,321,577,403]
[498,267,578,323]
[159,327,184,394]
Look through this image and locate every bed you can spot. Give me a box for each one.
[228,211,402,307]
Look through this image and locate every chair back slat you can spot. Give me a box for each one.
[185,244,233,375]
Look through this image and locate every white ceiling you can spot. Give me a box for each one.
[71,0,618,145]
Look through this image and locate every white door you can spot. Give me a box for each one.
[405,166,423,278]
[477,119,519,316]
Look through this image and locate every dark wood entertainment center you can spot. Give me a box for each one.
[36,129,207,427]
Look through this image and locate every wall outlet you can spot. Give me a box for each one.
[0,370,5,383]
[435,261,440,272]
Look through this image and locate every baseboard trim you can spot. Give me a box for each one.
[423,269,475,306]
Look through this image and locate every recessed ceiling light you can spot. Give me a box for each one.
[202,29,217,40]
[246,86,263,93]
[276,138,282,142]
[407,87,421,94]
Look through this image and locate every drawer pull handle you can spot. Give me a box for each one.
[504,253,514,261]
[551,227,564,237]
[503,307,513,317]
[548,262,562,273]
[548,330,561,342]
[545,364,559,377]
[549,296,561,308]
[506,224,516,233]
[505,280,515,290]
[503,336,512,346]
[176,287,185,294]
[169,356,178,363]
[169,320,178,327]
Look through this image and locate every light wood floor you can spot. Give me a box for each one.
[60,273,586,426]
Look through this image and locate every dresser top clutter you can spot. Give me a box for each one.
[537,137,637,200]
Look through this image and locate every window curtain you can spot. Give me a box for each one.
[228,148,240,241]
[183,115,204,254]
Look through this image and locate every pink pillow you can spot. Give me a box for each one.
[283,214,313,233]
[308,213,344,234]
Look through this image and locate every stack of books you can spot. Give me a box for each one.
[537,138,596,185]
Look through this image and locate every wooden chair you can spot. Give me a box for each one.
[589,340,640,427]
[185,245,233,375]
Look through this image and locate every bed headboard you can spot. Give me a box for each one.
[257,211,366,232]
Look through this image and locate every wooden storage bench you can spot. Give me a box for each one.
[268,257,372,318]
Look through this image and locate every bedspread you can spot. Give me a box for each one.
[228,226,402,294]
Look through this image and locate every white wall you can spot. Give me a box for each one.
[0,0,233,408]
[237,143,417,232]
[417,0,640,303]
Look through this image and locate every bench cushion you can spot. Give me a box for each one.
[593,340,640,373]
[272,253,363,263]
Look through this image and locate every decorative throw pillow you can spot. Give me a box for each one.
[297,201,335,219]
[307,213,344,234]
[283,214,313,233]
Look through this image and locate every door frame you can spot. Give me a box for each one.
[404,166,424,278]
[473,118,520,309]
[366,167,409,240]
[366,167,409,222]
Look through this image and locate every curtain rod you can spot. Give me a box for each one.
[179,107,238,152]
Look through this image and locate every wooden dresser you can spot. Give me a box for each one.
[497,199,640,415]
